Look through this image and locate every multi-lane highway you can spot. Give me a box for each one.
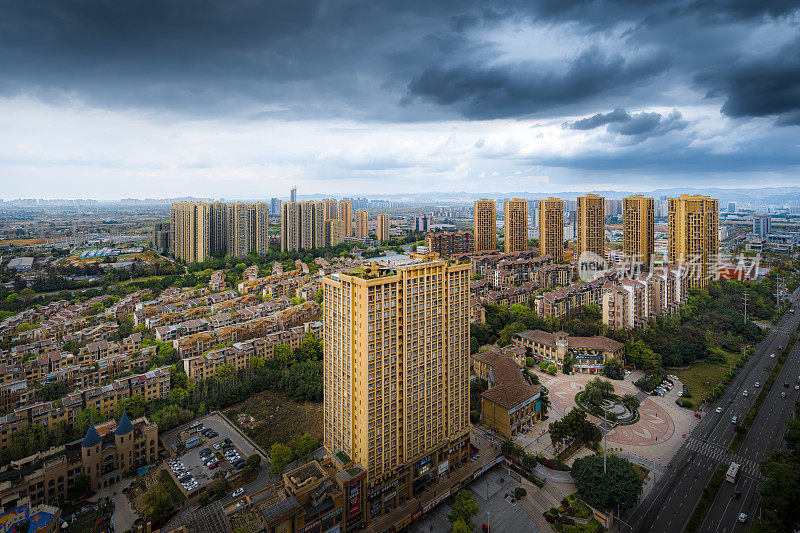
[630,295,800,533]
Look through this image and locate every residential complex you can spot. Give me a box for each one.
[504,198,528,253]
[281,201,301,252]
[323,198,339,220]
[668,194,719,288]
[576,194,605,259]
[538,197,565,263]
[424,231,474,257]
[473,199,497,252]
[623,195,655,266]
[376,213,390,243]
[355,209,369,239]
[170,201,270,263]
[321,252,471,527]
[300,200,326,250]
[339,200,353,236]
[326,218,345,247]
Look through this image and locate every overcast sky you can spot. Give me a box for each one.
[0,0,798,199]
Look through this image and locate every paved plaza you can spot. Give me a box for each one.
[512,370,699,469]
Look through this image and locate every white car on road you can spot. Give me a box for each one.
[716,407,723,413]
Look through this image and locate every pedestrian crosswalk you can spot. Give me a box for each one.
[683,437,762,479]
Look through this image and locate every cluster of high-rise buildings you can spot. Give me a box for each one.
[472,193,719,288]
[170,201,271,263]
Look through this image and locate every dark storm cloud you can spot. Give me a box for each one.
[696,37,800,126]
[0,0,797,125]
[406,47,671,119]
[565,108,688,141]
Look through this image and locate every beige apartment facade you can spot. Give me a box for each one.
[300,200,325,250]
[474,199,497,252]
[281,201,301,252]
[321,253,471,525]
[355,209,369,239]
[339,200,353,236]
[668,195,719,288]
[623,195,655,266]
[170,202,212,263]
[325,218,345,247]
[376,214,390,243]
[539,197,564,263]
[504,198,528,253]
[577,194,605,259]
[226,202,270,256]
[323,198,339,220]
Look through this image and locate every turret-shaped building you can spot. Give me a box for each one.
[80,414,158,490]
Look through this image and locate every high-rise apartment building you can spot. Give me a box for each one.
[271,197,282,217]
[321,253,471,525]
[170,202,212,263]
[339,200,353,236]
[226,202,270,256]
[323,198,339,220]
[753,214,771,237]
[209,201,228,254]
[355,210,369,239]
[473,199,497,252]
[281,202,301,252]
[151,222,170,252]
[300,201,325,250]
[576,194,605,259]
[623,195,655,266]
[290,186,297,203]
[415,215,430,233]
[668,195,719,288]
[504,198,528,253]
[376,214,390,243]
[325,218,345,247]
[539,197,564,263]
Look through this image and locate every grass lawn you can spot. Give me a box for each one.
[674,361,731,407]
[225,389,322,450]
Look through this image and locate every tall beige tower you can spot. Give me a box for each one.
[355,210,369,239]
[323,198,339,220]
[576,194,605,259]
[539,197,564,263]
[170,202,212,263]
[473,199,497,252]
[338,201,353,236]
[668,195,719,288]
[226,202,270,257]
[321,253,471,522]
[376,214,390,243]
[503,198,528,253]
[281,202,301,252]
[623,195,655,266]
[325,219,344,247]
[300,200,325,250]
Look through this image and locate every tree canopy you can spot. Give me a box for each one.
[571,454,643,510]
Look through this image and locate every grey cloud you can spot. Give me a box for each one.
[565,108,688,141]
[695,36,800,125]
[407,47,671,119]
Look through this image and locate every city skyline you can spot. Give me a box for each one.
[0,2,798,198]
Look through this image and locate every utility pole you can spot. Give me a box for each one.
[603,404,608,474]
[743,291,748,324]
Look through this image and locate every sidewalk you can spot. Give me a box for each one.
[87,478,140,532]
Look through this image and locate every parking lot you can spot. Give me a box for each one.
[161,413,266,495]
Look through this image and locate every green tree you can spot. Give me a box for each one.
[275,344,294,369]
[269,443,294,477]
[452,519,470,533]
[73,474,91,498]
[604,359,624,379]
[447,489,479,530]
[246,454,262,470]
[621,394,640,411]
[293,433,319,463]
[571,455,643,510]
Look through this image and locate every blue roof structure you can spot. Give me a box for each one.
[115,412,133,435]
[82,424,102,447]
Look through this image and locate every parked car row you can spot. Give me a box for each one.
[223,444,246,469]
[168,459,198,491]
[200,448,219,470]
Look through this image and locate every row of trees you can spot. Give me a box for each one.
[754,403,800,531]
[268,433,319,477]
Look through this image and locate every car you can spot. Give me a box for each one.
[743,390,749,396]
[716,406,723,413]
[235,460,246,469]
[755,382,760,388]
[731,490,740,499]
[782,392,787,398]
[738,513,747,523]
[795,385,800,390]
[771,353,776,358]
[785,382,790,388]
[232,488,245,498]
[482,523,490,532]
[731,415,738,424]
[214,443,221,450]
[208,462,218,470]
[677,391,683,397]
[224,438,232,444]
[728,397,733,403]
